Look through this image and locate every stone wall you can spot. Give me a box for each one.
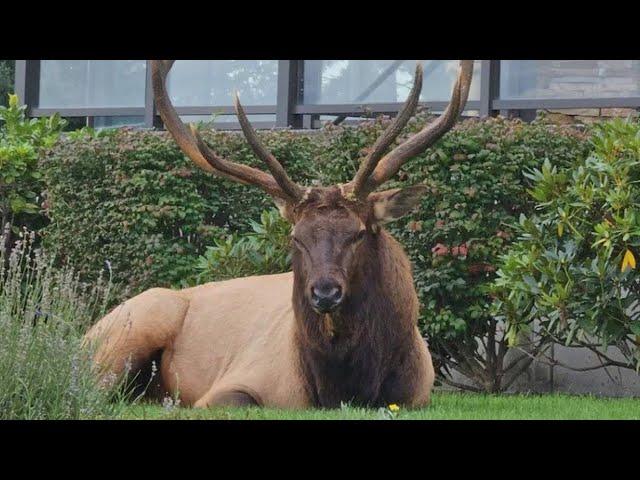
[502,60,640,100]
[542,107,639,125]
[541,60,640,98]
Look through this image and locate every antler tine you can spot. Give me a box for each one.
[160,60,175,74]
[234,92,303,201]
[151,60,215,174]
[150,60,300,202]
[349,62,423,199]
[360,60,475,196]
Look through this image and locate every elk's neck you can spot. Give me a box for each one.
[291,229,420,407]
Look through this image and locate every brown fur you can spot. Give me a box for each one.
[85,186,434,409]
[291,187,431,407]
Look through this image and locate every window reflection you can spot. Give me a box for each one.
[39,60,146,108]
[167,61,278,106]
[303,60,481,104]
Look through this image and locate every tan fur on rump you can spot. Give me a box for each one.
[86,274,309,407]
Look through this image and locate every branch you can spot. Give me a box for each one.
[486,319,497,374]
[501,356,536,391]
[503,339,550,372]
[575,339,634,370]
[538,328,635,371]
[439,342,488,389]
[513,338,631,372]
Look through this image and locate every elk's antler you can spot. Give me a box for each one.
[347,60,474,199]
[348,63,424,197]
[151,60,303,202]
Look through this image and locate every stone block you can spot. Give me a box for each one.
[547,108,600,116]
[541,111,578,125]
[575,115,602,124]
[600,107,639,118]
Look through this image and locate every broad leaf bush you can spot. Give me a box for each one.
[0,94,66,234]
[494,118,640,371]
[195,209,291,283]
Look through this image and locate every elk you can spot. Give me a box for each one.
[85,60,474,409]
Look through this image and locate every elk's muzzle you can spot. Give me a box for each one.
[310,280,344,313]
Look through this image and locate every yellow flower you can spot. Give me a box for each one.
[621,249,636,272]
[388,404,400,412]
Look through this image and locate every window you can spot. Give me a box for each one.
[500,60,640,99]
[26,60,640,130]
[302,60,481,104]
[93,116,145,129]
[39,60,146,108]
[167,60,278,106]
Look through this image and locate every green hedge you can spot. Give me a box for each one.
[41,127,318,291]
[40,114,591,390]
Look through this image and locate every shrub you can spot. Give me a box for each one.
[0,228,126,419]
[0,94,66,238]
[195,209,291,284]
[494,118,640,372]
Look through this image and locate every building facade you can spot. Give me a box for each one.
[15,60,640,129]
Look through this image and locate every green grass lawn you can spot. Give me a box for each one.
[121,391,640,420]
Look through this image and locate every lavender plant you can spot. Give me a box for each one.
[0,226,127,419]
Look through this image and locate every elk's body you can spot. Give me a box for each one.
[85,59,474,408]
[86,216,433,408]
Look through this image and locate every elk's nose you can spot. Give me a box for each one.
[311,282,343,313]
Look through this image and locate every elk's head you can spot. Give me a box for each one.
[151,60,474,314]
[277,185,430,313]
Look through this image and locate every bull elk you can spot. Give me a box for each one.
[85,60,474,408]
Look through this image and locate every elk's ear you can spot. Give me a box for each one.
[369,185,428,223]
[273,198,295,223]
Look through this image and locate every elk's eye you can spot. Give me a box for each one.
[292,236,304,249]
[355,230,366,242]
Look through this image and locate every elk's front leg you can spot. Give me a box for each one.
[380,333,435,408]
[194,384,262,408]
